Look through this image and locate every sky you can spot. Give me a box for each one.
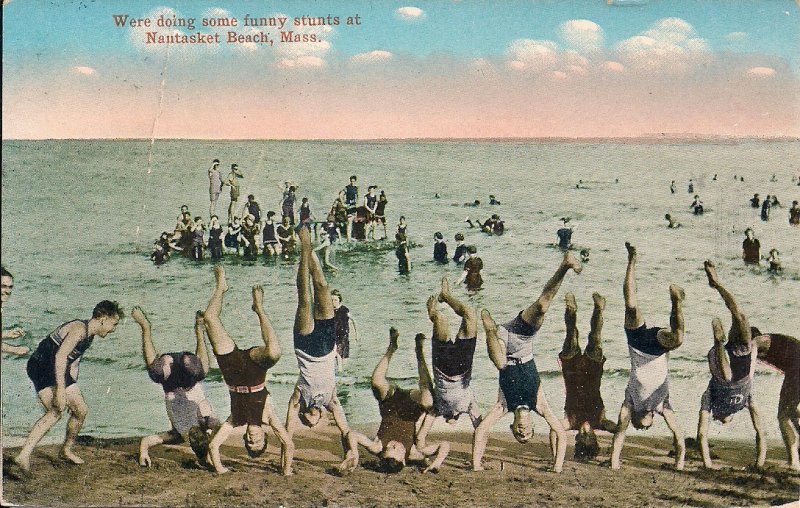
[2,0,799,139]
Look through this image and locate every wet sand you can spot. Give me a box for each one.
[3,422,799,507]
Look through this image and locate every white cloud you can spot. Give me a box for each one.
[277,56,325,69]
[73,66,96,76]
[506,39,560,72]
[725,31,748,43]
[351,50,394,64]
[560,20,604,51]
[747,67,776,78]
[615,18,710,73]
[396,6,425,21]
[603,61,625,73]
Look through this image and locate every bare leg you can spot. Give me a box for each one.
[411,333,434,411]
[371,328,399,402]
[623,242,643,330]
[697,391,716,469]
[712,317,733,381]
[748,399,767,468]
[585,293,606,362]
[295,228,314,336]
[303,227,335,320]
[560,292,580,359]
[204,266,235,356]
[249,285,281,368]
[662,407,685,470]
[428,294,450,342]
[610,402,632,470]
[778,401,800,470]
[705,260,751,346]
[14,388,62,471]
[60,385,88,465]
[657,284,685,350]
[521,252,582,330]
[481,310,507,370]
[439,277,478,339]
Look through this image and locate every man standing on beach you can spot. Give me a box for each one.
[208,159,223,219]
[472,253,582,473]
[742,229,761,265]
[13,301,123,472]
[226,163,243,223]
[202,267,294,475]
[284,228,352,461]
[696,261,766,469]
[132,306,220,468]
[1,266,29,356]
[339,328,450,474]
[610,243,686,471]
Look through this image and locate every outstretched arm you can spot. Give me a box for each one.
[748,398,767,467]
[133,306,157,368]
[371,328,399,402]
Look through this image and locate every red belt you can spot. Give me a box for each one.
[227,382,265,394]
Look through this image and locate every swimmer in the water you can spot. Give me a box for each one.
[556,218,573,250]
[489,195,501,205]
[790,201,800,226]
[610,242,686,471]
[750,194,761,208]
[670,181,676,194]
[433,232,449,264]
[742,228,761,266]
[697,261,765,469]
[767,249,782,274]
[690,195,704,215]
[453,233,467,265]
[580,249,590,264]
[664,214,681,229]
[463,200,481,207]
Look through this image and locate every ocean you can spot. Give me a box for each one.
[2,139,799,445]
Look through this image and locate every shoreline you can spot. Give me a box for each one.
[3,422,798,507]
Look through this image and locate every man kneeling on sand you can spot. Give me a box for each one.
[339,328,450,474]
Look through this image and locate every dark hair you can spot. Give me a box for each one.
[212,159,220,163]
[244,433,268,458]
[467,245,477,254]
[330,289,342,302]
[350,175,357,181]
[455,233,464,241]
[302,197,308,202]
[0,266,11,279]
[267,211,276,218]
[379,456,405,474]
[368,185,377,190]
[574,431,600,461]
[194,216,202,222]
[92,300,123,320]
[434,232,443,240]
[248,194,255,200]
[399,216,406,221]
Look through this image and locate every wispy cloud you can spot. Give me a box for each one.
[396,6,425,21]
[350,50,393,64]
[72,66,96,75]
[747,66,776,78]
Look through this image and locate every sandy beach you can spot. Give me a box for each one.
[3,420,799,507]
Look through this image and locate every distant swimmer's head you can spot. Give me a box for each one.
[350,175,357,183]
[330,289,342,308]
[793,200,798,206]
[467,245,478,255]
[434,232,443,241]
[574,424,600,461]
[664,214,671,220]
[244,424,267,458]
[399,216,406,224]
[301,197,308,204]
[282,216,291,226]
[267,211,276,219]
[511,407,534,443]
[180,204,189,213]
[211,158,220,167]
[744,228,754,239]
[455,233,465,242]
[368,185,377,194]
[210,215,219,225]
[247,194,255,202]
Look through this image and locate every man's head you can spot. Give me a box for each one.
[210,215,219,225]
[466,245,478,255]
[247,194,255,202]
[267,211,276,219]
[299,405,323,428]
[282,216,290,226]
[745,228,754,240]
[180,205,189,213]
[379,440,406,473]
[574,424,600,461]
[434,232,443,241]
[330,289,342,308]
[455,233,464,243]
[511,407,534,443]
[92,300,123,337]
[212,158,220,167]
[349,175,357,184]
[244,424,267,457]
[368,185,376,194]
[0,266,13,305]
[631,410,655,430]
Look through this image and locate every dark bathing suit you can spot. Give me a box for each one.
[499,314,541,412]
[761,334,800,409]
[560,353,605,429]
[28,320,94,393]
[215,346,270,427]
[333,306,351,359]
[377,388,424,458]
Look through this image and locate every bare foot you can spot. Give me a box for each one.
[711,317,726,345]
[438,277,450,303]
[139,452,151,467]
[669,284,685,302]
[565,292,577,313]
[415,333,428,346]
[251,285,264,312]
[481,309,498,335]
[592,292,606,310]
[60,449,84,465]
[562,252,583,274]
[12,455,31,473]
[388,327,399,352]
[427,294,439,318]
[625,242,636,263]
[704,260,720,288]
[214,265,228,293]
